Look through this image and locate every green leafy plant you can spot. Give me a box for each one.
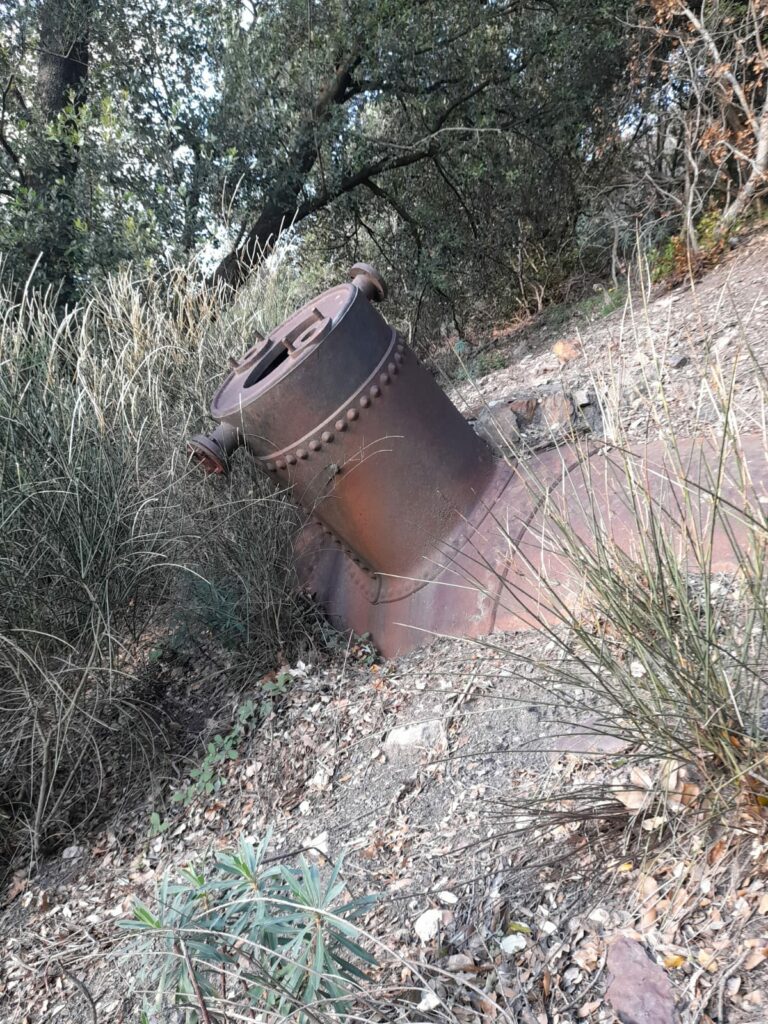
[171,700,256,807]
[171,679,292,807]
[121,834,376,1023]
[650,209,730,284]
[149,812,171,838]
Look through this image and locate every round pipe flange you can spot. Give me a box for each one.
[350,263,387,302]
[188,422,242,475]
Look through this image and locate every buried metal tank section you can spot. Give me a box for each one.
[190,264,768,657]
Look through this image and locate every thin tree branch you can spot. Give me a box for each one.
[680,4,759,135]
[433,154,478,237]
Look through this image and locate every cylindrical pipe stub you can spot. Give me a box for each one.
[349,263,387,303]
[188,422,242,475]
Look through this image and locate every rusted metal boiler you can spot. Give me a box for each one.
[190,264,768,656]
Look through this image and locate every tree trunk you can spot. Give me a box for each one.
[721,94,768,229]
[31,0,90,302]
[212,58,359,290]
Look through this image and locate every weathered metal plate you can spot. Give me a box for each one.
[295,436,768,657]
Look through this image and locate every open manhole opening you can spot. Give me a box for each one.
[244,346,290,387]
[244,310,332,388]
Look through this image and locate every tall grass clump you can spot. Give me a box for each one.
[0,253,329,869]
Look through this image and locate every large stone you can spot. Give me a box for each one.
[549,716,632,762]
[472,388,602,455]
[605,936,678,1024]
[508,397,538,424]
[473,400,525,450]
[539,391,574,430]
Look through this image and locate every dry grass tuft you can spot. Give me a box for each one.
[0,254,329,870]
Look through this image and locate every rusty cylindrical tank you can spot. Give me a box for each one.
[191,265,768,656]
[191,264,507,586]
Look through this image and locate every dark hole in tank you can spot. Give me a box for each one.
[244,346,290,387]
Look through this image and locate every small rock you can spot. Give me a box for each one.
[446,953,475,972]
[417,990,441,1011]
[61,845,83,860]
[572,389,591,407]
[500,933,527,955]
[384,719,446,761]
[414,907,443,944]
[605,936,678,1024]
[667,353,689,369]
[438,889,458,905]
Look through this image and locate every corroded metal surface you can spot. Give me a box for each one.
[191,266,768,657]
[192,265,497,587]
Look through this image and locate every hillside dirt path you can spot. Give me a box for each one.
[2,235,768,1024]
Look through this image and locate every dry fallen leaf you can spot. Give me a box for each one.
[680,781,701,806]
[615,787,647,812]
[474,993,498,1019]
[642,815,667,831]
[707,838,728,865]
[542,968,551,999]
[446,953,474,972]
[3,874,27,905]
[664,954,686,969]
[553,339,582,363]
[639,874,659,932]
[744,948,767,971]
[616,766,654,812]
[573,938,602,972]
[697,949,719,972]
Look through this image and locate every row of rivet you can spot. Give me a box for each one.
[264,340,406,473]
[310,518,377,579]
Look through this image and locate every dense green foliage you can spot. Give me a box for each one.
[2,3,768,338]
[0,1,633,329]
[4,2,766,340]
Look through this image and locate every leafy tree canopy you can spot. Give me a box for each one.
[0,0,631,324]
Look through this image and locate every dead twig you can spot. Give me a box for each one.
[177,935,213,1024]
